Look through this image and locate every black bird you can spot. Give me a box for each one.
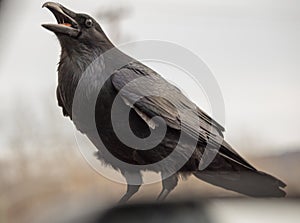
[42,2,286,201]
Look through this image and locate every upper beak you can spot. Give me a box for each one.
[42,2,80,37]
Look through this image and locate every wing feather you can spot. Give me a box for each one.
[111,62,255,170]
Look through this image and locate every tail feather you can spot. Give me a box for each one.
[195,141,287,197]
[194,169,286,197]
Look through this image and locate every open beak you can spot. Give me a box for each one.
[42,2,80,37]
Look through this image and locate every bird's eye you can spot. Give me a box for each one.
[85,19,93,28]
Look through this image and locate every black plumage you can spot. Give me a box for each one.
[42,2,286,201]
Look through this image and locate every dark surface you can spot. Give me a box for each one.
[42,2,286,200]
[70,201,212,223]
[38,198,300,223]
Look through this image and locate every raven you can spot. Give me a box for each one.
[42,2,286,201]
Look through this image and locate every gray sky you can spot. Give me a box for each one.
[0,0,299,155]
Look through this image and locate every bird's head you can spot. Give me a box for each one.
[42,2,112,53]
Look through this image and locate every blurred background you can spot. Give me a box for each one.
[0,0,299,222]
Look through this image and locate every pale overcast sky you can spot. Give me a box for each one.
[0,0,299,155]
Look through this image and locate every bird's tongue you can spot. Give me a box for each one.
[62,23,72,27]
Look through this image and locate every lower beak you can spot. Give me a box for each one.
[42,2,80,37]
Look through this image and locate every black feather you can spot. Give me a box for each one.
[43,2,287,200]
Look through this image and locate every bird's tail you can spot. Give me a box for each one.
[193,169,286,197]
